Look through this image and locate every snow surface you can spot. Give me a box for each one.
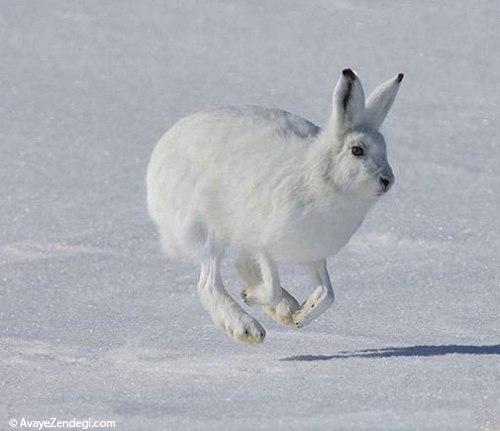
[1,1,499,430]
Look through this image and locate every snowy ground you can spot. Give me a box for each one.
[1,1,499,430]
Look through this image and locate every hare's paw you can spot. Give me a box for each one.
[291,307,310,328]
[262,289,300,326]
[217,311,266,345]
[292,286,334,328]
[241,284,281,307]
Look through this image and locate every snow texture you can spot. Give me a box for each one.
[1,1,499,430]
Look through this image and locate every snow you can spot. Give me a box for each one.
[1,1,499,430]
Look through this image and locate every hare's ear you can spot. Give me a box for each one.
[331,69,365,131]
[364,73,404,129]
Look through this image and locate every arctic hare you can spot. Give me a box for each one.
[147,69,403,344]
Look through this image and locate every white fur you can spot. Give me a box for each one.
[147,69,403,344]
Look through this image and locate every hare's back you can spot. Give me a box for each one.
[206,106,320,139]
[164,106,319,154]
[150,106,319,183]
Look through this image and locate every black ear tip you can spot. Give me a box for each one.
[342,68,357,80]
[396,73,404,83]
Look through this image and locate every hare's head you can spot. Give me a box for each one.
[326,69,403,197]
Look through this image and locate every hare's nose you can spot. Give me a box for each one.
[380,177,391,187]
[379,176,393,192]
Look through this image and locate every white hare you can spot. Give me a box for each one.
[147,69,403,344]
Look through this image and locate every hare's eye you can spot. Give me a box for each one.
[351,146,364,157]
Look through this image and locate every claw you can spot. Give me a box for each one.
[292,314,304,328]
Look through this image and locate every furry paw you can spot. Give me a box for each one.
[292,310,306,328]
[291,286,334,328]
[262,288,300,326]
[218,313,266,345]
[292,298,318,328]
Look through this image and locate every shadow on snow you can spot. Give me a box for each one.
[281,344,500,361]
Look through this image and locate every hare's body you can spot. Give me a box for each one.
[147,106,370,264]
[147,70,403,344]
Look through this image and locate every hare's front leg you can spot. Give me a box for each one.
[237,252,300,326]
[197,241,265,345]
[292,260,335,328]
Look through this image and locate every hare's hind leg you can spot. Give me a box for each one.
[240,254,282,306]
[197,240,265,345]
[237,252,300,326]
